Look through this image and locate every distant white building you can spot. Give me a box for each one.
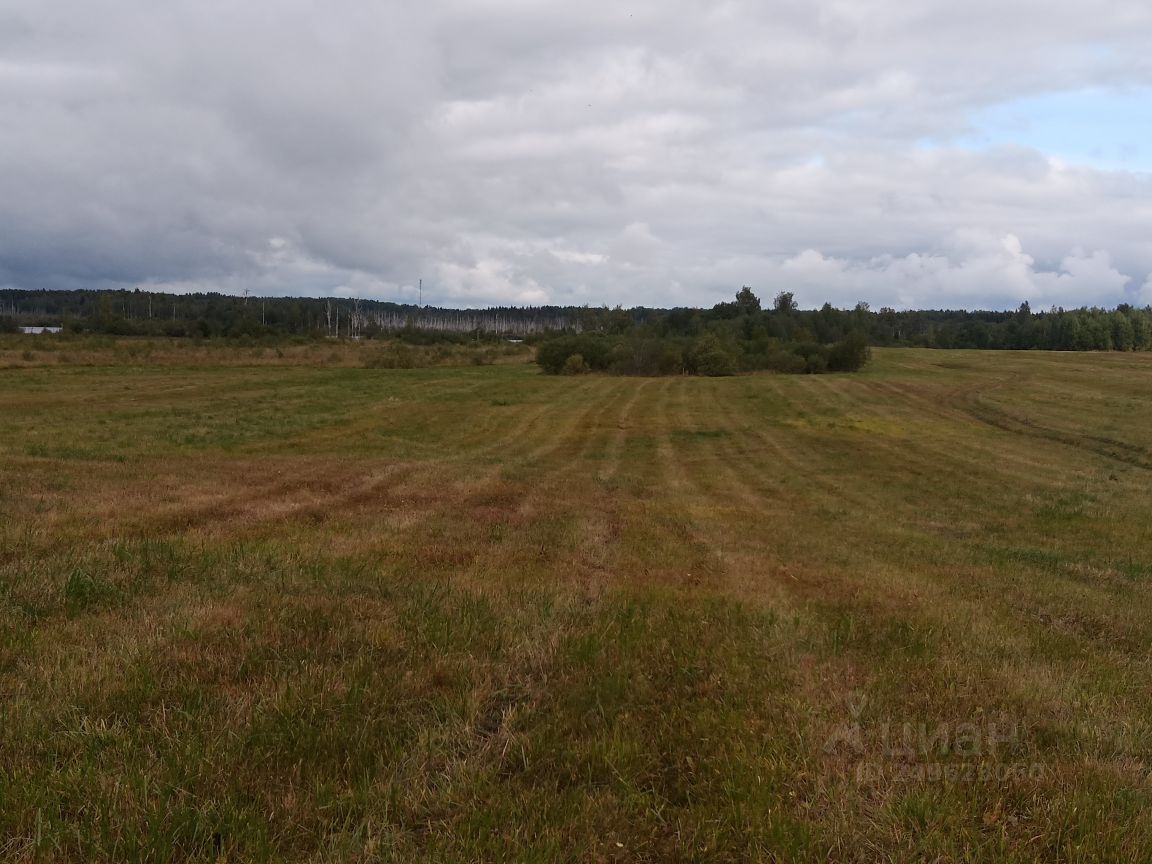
[19,326,62,335]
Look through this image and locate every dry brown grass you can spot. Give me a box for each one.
[3,348,1152,861]
[0,333,531,369]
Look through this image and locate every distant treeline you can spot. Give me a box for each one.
[574,298,1152,353]
[2,288,1151,353]
[859,302,1152,351]
[0,289,572,339]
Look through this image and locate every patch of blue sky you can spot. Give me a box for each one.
[957,87,1152,172]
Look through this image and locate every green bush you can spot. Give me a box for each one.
[763,349,807,374]
[610,338,686,376]
[561,353,590,375]
[827,332,871,372]
[688,336,738,376]
[804,353,828,374]
[536,335,615,374]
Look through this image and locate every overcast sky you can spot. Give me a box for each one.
[2,1,1151,310]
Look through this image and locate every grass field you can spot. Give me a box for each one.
[3,346,1152,862]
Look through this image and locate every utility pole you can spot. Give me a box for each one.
[418,279,423,308]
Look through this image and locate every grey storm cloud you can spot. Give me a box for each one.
[2,0,1152,309]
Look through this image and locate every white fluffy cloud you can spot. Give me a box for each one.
[1,0,1151,309]
[776,234,1132,310]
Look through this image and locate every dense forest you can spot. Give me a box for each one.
[2,287,1151,354]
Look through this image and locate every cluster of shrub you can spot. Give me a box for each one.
[536,288,871,376]
[363,341,523,369]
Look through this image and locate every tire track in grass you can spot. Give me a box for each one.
[672,377,798,524]
[587,376,723,593]
[659,376,820,609]
[958,385,1152,472]
[521,378,661,573]
[403,377,652,601]
[806,376,1055,520]
[499,377,649,594]
[709,376,880,516]
[418,378,634,594]
[652,375,816,598]
[580,377,670,588]
[697,379,1014,618]
[682,377,927,610]
[864,374,1059,480]
[696,378,1152,846]
[865,377,985,425]
[511,377,618,468]
[716,376,1152,773]
[860,376,1143,538]
[652,374,800,591]
[704,377,941,573]
[868,373,1079,477]
[7,374,610,593]
[477,378,639,596]
[655,376,900,845]
[331,376,631,579]
[9,456,420,548]
[545,376,633,467]
[12,369,576,550]
[723,375,1044,547]
[652,377,693,496]
[379,374,614,540]
[596,377,660,483]
[469,375,602,462]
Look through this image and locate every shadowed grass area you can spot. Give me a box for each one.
[4,348,1152,861]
